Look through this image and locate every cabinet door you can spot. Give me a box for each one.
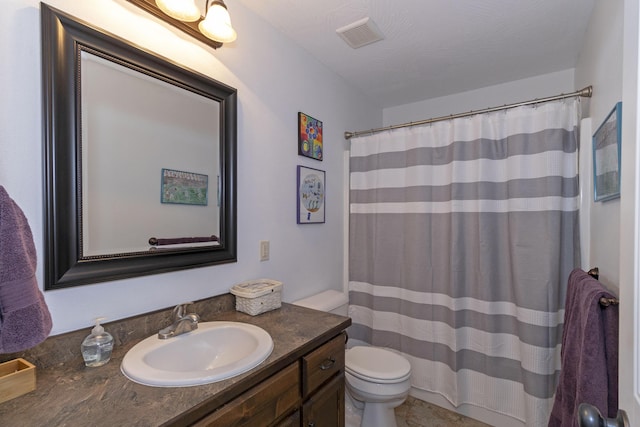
[302,373,345,427]
[274,409,300,427]
[194,362,301,427]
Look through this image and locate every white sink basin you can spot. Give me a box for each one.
[121,321,273,387]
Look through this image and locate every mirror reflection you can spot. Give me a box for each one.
[41,4,237,290]
[80,52,221,256]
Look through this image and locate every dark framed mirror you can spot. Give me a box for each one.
[41,3,237,290]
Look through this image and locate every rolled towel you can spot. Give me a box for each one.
[0,186,52,353]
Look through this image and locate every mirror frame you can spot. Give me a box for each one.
[41,3,237,290]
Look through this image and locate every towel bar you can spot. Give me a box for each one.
[587,267,599,280]
[587,267,620,307]
[149,235,219,246]
[599,297,619,307]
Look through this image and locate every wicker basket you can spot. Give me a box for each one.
[230,279,283,316]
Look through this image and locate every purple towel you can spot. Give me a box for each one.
[0,186,52,353]
[548,268,619,426]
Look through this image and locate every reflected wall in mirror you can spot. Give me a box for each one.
[80,52,221,256]
[42,3,237,290]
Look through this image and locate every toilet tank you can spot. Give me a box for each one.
[292,290,349,316]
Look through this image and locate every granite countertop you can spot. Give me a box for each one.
[0,296,351,426]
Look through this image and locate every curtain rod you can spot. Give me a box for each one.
[344,85,593,140]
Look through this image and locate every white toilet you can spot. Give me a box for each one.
[293,290,412,427]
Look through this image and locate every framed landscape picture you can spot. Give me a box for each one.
[593,102,622,202]
[161,168,208,206]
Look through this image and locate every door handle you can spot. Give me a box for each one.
[320,357,336,370]
[578,403,629,427]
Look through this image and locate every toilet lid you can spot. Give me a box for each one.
[345,346,411,383]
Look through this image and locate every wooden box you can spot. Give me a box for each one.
[0,358,35,403]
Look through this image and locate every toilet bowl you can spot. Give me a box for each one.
[293,290,412,427]
[345,345,411,427]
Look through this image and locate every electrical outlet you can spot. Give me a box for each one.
[259,240,270,261]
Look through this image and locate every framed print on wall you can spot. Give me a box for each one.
[161,168,209,206]
[298,112,323,161]
[593,102,622,202]
[297,165,325,224]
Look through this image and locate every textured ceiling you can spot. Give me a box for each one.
[234,0,595,108]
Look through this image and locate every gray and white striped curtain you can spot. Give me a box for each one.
[348,99,581,426]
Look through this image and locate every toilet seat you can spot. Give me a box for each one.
[345,346,411,384]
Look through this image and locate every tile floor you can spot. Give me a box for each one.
[395,396,491,427]
[346,395,491,427]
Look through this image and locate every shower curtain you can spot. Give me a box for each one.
[348,99,581,426]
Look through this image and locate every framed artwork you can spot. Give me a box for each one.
[298,112,323,161]
[593,102,622,202]
[161,168,208,206]
[297,165,325,224]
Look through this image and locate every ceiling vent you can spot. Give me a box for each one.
[336,17,384,49]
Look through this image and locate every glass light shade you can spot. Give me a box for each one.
[198,2,237,43]
[155,0,201,22]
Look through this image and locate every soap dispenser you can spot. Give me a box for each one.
[81,317,114,367]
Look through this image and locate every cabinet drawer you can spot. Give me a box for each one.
[194,362,301,427]
[302,334,345,397]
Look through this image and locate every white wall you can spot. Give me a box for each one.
[0,0,381,334]
[618,0,640,420]
[576,0,640,421]
[577,0,640,421]
[383,69,575,127]
[574,0,624,290]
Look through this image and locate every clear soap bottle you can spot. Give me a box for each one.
[81,317,114,367]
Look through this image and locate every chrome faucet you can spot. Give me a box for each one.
[158,302,200,339]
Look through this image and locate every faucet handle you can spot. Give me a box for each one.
[173,302,195,319]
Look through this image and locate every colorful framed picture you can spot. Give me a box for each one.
[161,168,208,206]
[298,112,323,161]
[593,102,622,202]
[297,165,325,224]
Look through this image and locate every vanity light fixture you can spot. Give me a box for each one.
[155,0,201,22]
[126,0,237,48]
[198,1,237,43]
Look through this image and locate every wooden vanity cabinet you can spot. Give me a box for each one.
[301,374,345,427]
[274,410,301,427]
[193,332,346,427]
[193,362,300,427]
[301,334,346,427]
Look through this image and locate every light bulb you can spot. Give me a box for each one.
[198,1,237,43]
[155,0,201,22]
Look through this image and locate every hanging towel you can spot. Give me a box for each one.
[0,186,52,353]
[548,268,619,426]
